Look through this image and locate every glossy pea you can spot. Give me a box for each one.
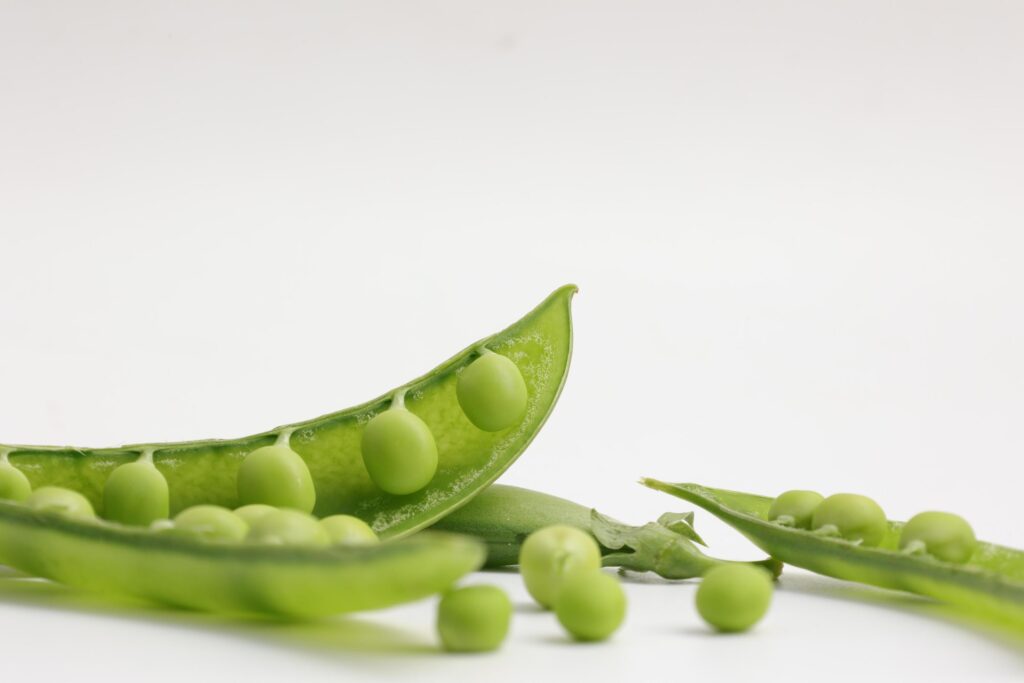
[457,351,529,432]
[237,445,316,513]
[103,460,169,526]
[695,564,773,633]
[320,515,379,546]
[554,570,627,642]
[519,524,601,608]
[812,493,888,547]
[234,504,278,527]
[246,508,330,547]
[25,486,96,520]
[899,511,977,564]
[768,490,824,529]
[437,585,512,653]
[360,407,438,496]
[0,462,31,502]
[173,505,249,543]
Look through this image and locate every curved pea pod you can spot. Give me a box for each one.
[0,285,576,539]
[0,500,484,618]
[642,479,1024,628]
[432,484,781,579]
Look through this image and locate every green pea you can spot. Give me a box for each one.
[25,486,96,520]
[695,564,774,632]
[812,493,888,547]
[436,585,512,653]
[456,351,529,432]
[768,490,824,529]
[103,460,169,526]
[246,508,330,547]
[519,524,601,608]
[360,407,438,495]
[0,461,31,502]
[237,444,316,513]
[320,514,379,546]
[554,570,627,642]
[899,511,977,564]
[173,505,249,543]
[234,503,278,527]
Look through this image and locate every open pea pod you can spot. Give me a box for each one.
[643,479,1024,629]
[0,285,576,538]
[0,501,484,617]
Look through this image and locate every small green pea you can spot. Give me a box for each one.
[812,493,888,547]
[320,515,379,546]
[768,490,824,529]
[437,585,512,653]
[696,564,773,632]
[360,408,438,495]
[0,461,31,502]
[456,351,529,432]
[25,486,96,520]
[899,511,977,564]
[173,505,249,543]
[237,445,316,513]
[234,503,278,527]
[554,570,627,642]
[103,460,169,526]
[519,524,601,608]
[246,508,330,547]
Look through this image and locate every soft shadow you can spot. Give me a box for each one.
[0,574,436,660]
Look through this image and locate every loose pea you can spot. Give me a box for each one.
[320,514,379,546]
[360,408,438,495]
[554,570,627,642]
[519,524,601,608]
[173,505,249,543]
[695,564,774,633]
[25,486,96,520]
[0,462,31,502]
[768,490,824,529]
[436,585,512,653]
[103,460,169,526]
[234,503,278,527]
[899,511,977,564]
[812,493,888,547]
[246,508,330,547]
[237,445,316,513]
[456,351,529,432]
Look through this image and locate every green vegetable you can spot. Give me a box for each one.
[554,570,627,641]
[103,455,170,526]
[0,498,483,617]
[25,486,96,519]
[812,493,887,547]
[519,524,601,608]
[0,457,31,502]
[643,479,1024,628]
[456,350,529,431]
[899,511,976,564]
[0,285,575,537]
[431,484,782,578]
[246,508,330,547]
[233,504,277,527]
[321,514,379,546]
[360,397,438,495]
[172,505,249,542]
[695,564,773,632]
[767,489,823,529]
[436,584,512,652]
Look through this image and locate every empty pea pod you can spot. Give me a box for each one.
[643,479,1024,628]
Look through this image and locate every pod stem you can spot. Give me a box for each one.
[275,429,294,447]
[391,389,408,410]
[137,448,155,464]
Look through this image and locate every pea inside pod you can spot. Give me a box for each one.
[247,508,330,547]
[25,486,96,520]
[172,505,249,543]
[899,511,976,564]
[456,350,529,432]
[768,490,823,530]
[360,392,438,496]
[812,493,887,547]
[103,454,170,526]
[237,440,316,513]
[0,459,31,502]
[320,515,379,546]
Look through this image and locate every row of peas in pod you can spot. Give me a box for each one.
[768,490,977,563]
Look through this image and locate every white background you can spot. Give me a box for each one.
[1,1,1023,680]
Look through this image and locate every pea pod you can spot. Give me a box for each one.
[432,484,781,579]
[642,479,1024,628]
[0,500,483,617]
[0,285,576,538]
